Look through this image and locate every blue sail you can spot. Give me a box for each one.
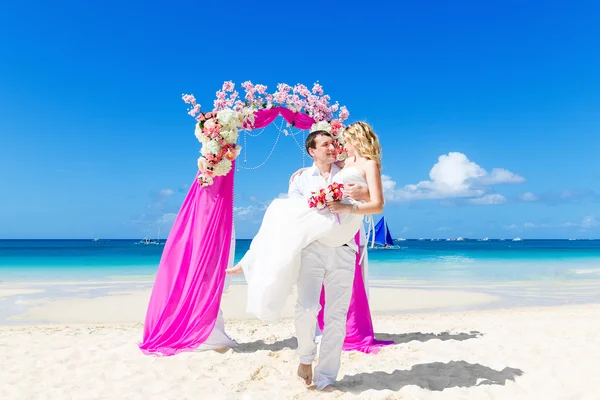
[369,216,395,246]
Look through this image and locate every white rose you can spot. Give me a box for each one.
[201,139,221,156]
[310,121,331,133]
[217,109,240,130]
[220,129,239,144]
[212,158,232,177]
[204,118,216,130]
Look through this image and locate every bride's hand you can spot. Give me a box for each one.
[289,168,309,185]
[344,184,370,202]
[326,201,351,214]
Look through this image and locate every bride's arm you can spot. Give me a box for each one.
[327,160,383,215]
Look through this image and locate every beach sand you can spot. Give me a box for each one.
[1,281,599,399]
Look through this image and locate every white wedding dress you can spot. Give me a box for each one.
[239,167,368,322]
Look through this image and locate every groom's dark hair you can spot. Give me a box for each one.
[305,130,333,155]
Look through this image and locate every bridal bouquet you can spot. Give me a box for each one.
[308,183,344,223]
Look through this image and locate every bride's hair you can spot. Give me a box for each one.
[343,122,382,170]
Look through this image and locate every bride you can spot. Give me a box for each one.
[226,122,385,323]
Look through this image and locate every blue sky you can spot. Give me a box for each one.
[1,0,599,239]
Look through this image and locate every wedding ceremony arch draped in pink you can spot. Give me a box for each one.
[139,82,393,356]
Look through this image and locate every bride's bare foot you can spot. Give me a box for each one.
[297,363,312,385]
[212,347,231,354]
[225,264,243,275]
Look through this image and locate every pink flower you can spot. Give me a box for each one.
[339,106,350,122]
[222,81,235,93]
[312,83,324,95]
[234,100,245,112]
[188,103,201,117]
[255,84,267,94]
[182,94,196,105]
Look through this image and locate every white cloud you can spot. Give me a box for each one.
[581,215,598,229]
[481,168,526,185]
[387,152,524,203]
[519,192,538,202]
[509,215,598,230]
[381,174,398,201]
[159,189,174,198]
[156,213,177,225]
[469,194,507,205]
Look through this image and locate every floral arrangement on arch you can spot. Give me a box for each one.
[182,81,350,187]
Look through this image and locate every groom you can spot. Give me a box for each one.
[288,130,368,390]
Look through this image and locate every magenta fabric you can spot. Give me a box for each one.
[318,232,395,354]
[139,167,235,356]
[248,107,316,130]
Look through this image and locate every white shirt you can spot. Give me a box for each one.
[288,163,358,251]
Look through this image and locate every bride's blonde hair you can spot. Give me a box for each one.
[342,122,382,170]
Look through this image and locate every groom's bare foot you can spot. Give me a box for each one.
[225,264,243,275]
[321,384,337,392]
[297,363,312,385]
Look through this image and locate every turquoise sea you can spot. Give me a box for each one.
[1,239,600,282]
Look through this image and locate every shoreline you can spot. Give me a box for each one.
[2,278,600,326]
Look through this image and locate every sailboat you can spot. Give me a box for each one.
[368,216,395,248]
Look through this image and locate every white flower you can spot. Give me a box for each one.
[217,109,241,130]
[325,192,334,202]
[212,158,232,177]
[220,129,239,145]
[242,107,256,126]
[310,120,331,133]
[194,123,205,142]
[198,174,214,187]
[201,139,221,156]
[197,156,208,172]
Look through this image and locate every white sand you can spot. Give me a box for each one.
[1,281,600,399]
[1,305,600,399]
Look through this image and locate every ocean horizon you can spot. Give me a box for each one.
[2,238,600,283]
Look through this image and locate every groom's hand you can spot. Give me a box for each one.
[344,183,370,201]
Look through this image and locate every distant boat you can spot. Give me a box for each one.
[397,238,406,241]
[368,216,395,248]
[512,237,522,242]
[92,238,100,242]
[138,236,153,245]
[457,237,465,242]
[481,237,489,242]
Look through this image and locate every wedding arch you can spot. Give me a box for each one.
[139,81,389,356]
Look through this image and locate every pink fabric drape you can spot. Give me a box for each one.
[318,233,394,353]
[247,107,316,130]
[139,167,235,356]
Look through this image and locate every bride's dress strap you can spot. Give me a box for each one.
[359,215,375,266]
